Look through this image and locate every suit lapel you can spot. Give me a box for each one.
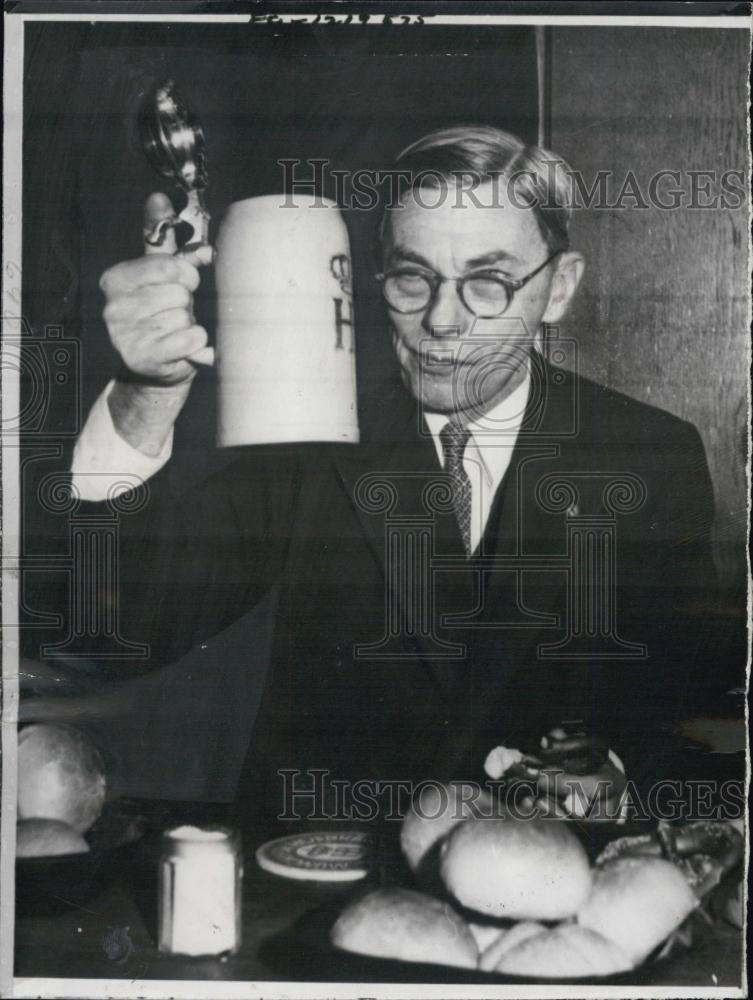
[435,360,581,777]
[333,380,446,579]
[333,362,580,740]
[447,358,574,640]
[333,379,475,700]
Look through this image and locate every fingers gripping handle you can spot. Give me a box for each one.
[143,193,215,367]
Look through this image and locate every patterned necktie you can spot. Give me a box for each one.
[439,422,473,554]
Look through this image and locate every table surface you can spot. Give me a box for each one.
[13,815,745,989]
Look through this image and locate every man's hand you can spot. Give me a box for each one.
[99,193,213,455]
[101,193,212,386]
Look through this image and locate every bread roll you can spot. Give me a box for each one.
[468,921,507,955]
[478,921,545,972]
[16,818,90,858]
[400,782,493,872]
[331,887,477,968]
[440,818,592,920]
[493,924,633,978]
[18,723,106,833]
[577,857,697,964]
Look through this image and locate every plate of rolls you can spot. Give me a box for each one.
[265,783,743,983]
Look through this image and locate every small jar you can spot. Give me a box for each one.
[158,825,242,957]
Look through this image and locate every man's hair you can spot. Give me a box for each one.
[382,124,573,253]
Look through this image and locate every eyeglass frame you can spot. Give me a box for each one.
[374,248,564,318]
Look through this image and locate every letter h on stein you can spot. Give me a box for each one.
[331,254,354,353]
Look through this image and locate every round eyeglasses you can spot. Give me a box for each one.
[375,250,563,319]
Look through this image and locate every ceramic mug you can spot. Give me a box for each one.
[214,194,359,446]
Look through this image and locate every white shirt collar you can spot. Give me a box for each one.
[423,370,531,488]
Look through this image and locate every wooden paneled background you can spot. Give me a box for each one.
[547,27,749,595]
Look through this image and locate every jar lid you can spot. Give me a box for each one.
[255,830,376,881]
[164,824,238,857]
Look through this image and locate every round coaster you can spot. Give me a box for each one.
[255,830,375,881]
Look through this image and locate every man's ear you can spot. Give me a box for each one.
[542,251,585,324]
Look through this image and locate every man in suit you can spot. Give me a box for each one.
[66,125,720,824]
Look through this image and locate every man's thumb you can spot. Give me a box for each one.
[143,192,177,255]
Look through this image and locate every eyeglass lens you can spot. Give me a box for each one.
[383,272,511,317]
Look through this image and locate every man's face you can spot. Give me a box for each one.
[383,179,565,419]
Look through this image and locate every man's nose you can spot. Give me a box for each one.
[422,280,469,336]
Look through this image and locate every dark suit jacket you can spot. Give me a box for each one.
[29,359,723,821]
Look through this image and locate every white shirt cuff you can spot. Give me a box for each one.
[71,380,173,501]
